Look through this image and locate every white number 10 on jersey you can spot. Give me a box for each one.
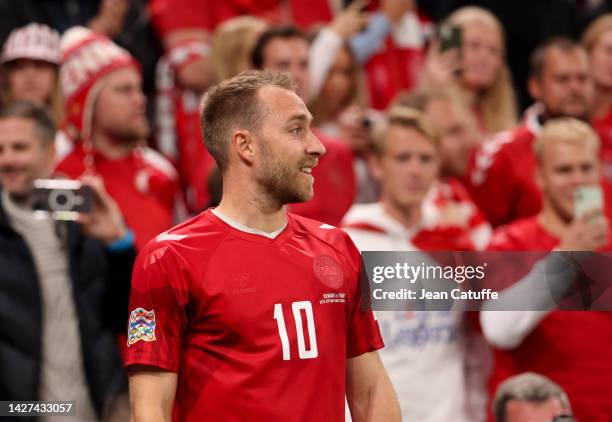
[274,301,319,360]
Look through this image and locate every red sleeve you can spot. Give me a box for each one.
[343,235,384,358]
[124,241,191,372]
[466,133,517,227]
[149,0,214,37]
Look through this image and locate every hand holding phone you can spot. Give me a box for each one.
[574,185,603,219]
[439,23,462,53]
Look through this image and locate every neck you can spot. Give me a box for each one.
[215,172,287,233]
[91,131,134,159]
[381,196,422,230]
[537,201,569,239]
[460,83,479,107]
[593,84,612,119]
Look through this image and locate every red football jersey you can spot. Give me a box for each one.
[466,124,540,228]
[591,108,612,183]
[55,143,179,249]
[125,210,383,421]
[487,217,612,422]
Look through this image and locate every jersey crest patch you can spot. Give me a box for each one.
[313,255,343,288]
[128,308,156,346]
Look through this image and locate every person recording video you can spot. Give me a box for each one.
[0,101,135,421]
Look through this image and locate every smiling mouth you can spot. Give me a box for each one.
[300,167,313,174]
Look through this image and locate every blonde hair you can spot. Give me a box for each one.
[582,13,612,53]
[211,16,268,82]
[533,118,600,163]
[370,106,439,155]
[308,42,368,126]
[447,6,517,134]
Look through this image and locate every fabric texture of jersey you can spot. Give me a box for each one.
[125,210,383,422]
[487,217,612,422]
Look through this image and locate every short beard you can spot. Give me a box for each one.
[105,123,150,146]
[258,147,311,206]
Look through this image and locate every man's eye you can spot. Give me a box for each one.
[291,127,302,135]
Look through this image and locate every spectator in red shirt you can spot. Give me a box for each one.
[466,37,594,227]
[55,27,180,249]
[482,118,612,422]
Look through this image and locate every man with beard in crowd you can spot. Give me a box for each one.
[56,26,179,249]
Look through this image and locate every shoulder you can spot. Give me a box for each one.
[289,213,361,267]
[289,212,354,247]
[488,217,542,251]
[138,211,228,269]
[470,125,534,185]
[138,146,178,180]
[54,142,85,178]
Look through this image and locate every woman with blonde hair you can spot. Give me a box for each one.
[421,6,517,135]
[0,23,63,126]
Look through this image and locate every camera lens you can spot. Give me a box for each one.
[49,189,76,212]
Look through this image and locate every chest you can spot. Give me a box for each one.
[187,241,355,358]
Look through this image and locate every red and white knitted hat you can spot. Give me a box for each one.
[60,26,139,141]
[1,23,61,64]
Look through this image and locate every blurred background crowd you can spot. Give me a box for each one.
[1,0,612,421]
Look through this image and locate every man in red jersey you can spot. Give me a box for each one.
[55,27,180,249]
[251,26,357,226]
[481,118,612,422]
[467,37,594,227]
[126,71,400,422]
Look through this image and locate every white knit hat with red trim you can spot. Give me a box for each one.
[1,23,61,64]
[60,26,139,141]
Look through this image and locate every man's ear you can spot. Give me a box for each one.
[528,75,541,102]
[368,153,383,182]
[232,130,255,164]
[535,163,544,191]
[43,140,56,174]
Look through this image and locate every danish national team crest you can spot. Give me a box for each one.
[128,308,156,346]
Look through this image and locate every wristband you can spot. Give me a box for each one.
[107,229,134,252]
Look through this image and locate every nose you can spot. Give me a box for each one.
[306,131,326,157]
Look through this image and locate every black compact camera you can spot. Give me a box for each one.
[32,179,93,220]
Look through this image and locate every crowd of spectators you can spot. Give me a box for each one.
[1,0,611,421]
